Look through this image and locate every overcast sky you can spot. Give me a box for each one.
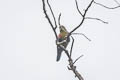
[0,0,120,80]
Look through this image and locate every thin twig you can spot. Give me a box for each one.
[85,17,108,24]
[114,0,120,5]
[47,0,58,29]
[73,55,84,65]
[72,33,91,41]
[70,36,74,57]
[58,13,61,26]
[75,0,83,17]
[93,1,120,9]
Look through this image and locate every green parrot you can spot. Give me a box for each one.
[56,25,70,61]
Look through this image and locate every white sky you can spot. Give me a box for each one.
[0,0,120,80]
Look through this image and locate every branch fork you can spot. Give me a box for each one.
[42,0,120,80]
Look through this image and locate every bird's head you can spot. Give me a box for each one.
[59,25,68,33]
[59,25,69,38]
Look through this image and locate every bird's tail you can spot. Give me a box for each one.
[56,46,63,61]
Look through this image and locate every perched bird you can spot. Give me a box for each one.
[56,25,70,61]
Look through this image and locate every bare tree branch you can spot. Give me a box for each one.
[68,60,84,80]
[72,33,91,41]
[85,17,108,24]
[42,0,120,80]
[70,36,74,57]
[58,13,61,26]
[69,0,94,37]
[114,0,120,5]
[57,41,84,80]
[42,0,58,39]
[93,1,120,9]
[73,55,84,64]
[75,0,83,17]
[83,0,94,17]
[47,0,58,29]
[43,1,84,79]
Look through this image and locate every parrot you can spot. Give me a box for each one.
[56,25,70,61]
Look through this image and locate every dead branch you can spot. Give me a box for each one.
[72,33,91,41]
[58,44,84,80]
[70,36,74,57]
[68,0,94,37]
[42,0,93,80]
[42,0,58,39]
[85,17,108,24]
[58,13,61,26]
[47,0,57,29]
[73,55,84,65]
[75,0,83,17]
[114,0,120,5]
[69,0,120,37]
[42,0,120,80]
[68,60,84,80]
[93,1,120,9]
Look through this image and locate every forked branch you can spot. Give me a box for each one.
[93,0,120,9]
[42,0,120,80]
[69,0,120,37]
[47,0,57,29]
[69,0,94,37]
[58,43,84,80]
[42,0,58,39]
[75,0,83,17]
